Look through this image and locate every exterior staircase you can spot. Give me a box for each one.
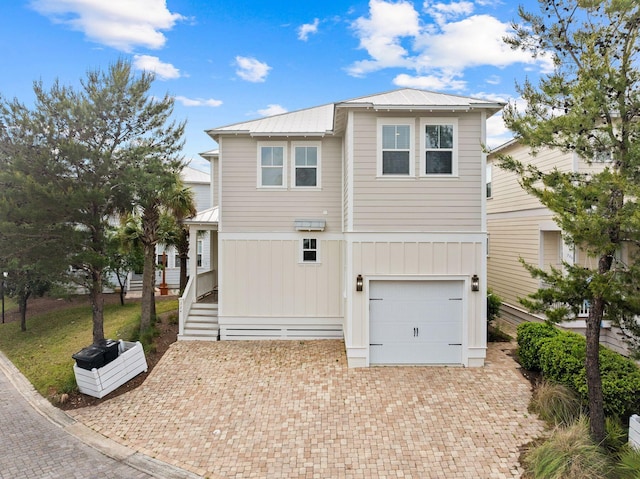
[179,302,219,341]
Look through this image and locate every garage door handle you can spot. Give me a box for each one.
[449,343,462,346]
[449,297,463,301]
[370,298,383,301]
[370,343,383,346]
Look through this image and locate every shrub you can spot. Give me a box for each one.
[516,321,560,371]
[603,416,628,454]
[487,288,502,324]
[530,381,583,427]
[535,329,640,420]
[523,417,612,479]
[538,332,586,388]
[574,348,640,420]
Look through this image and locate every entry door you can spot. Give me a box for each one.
[369,280,463,365]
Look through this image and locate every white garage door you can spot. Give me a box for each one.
[369,280,463,365]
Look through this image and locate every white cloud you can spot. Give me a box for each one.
[30,0,184,52]
[257,104,288,116]
[175,96,223,107]
[423,1,474,25]
[133,55,180,80]
[348,0,554,85]
[347,0,420,77]
[235,56,271,83]
[393,73,466,91]
[298,18,320,41]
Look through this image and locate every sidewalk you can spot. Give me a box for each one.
[0,349,201,479]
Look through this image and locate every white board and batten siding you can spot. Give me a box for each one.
[218,237,343,339]
[345,237,486,368]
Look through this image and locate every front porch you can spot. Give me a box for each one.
[178,207,219,341]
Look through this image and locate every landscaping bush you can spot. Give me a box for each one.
[523,416,612,479]
[574,348,640,420]
[487,288,502,324]
[530,328,640,420]
[538,332,586,387]
[516,321,560,371]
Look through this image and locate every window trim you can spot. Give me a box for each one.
[257,142,287,189]
[300,237,320,263]
[291,141,322,189]
[376,118,415,178]
[420,118,458,177]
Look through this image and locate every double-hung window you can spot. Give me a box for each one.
[378,119,414,176]
[301,238,318,262]
[486,163,492,198]
[292,142,321,188]
[421,118,457,176]
[258,143,286,188]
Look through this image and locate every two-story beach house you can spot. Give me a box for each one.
[487,140,628,354]
[179,88,504,368]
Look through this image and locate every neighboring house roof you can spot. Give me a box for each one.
[182,165,210,184]
[206,88,505,140]
[488,138,519,156]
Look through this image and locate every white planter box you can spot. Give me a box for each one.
[630,414,640,450]
[73,340,148,399]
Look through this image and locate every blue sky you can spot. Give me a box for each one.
[0,0,550,172]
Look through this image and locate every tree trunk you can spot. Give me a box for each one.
[178,228,189,296]
[19,293,29,332]
[89,270,105,345]
[585,296,605,443]
[140,242,156,333]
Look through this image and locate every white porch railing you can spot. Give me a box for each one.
[196,270,216,299]
[178,275,196,337]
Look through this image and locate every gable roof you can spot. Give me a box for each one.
[206,88,505,139]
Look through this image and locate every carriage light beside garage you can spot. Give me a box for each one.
[356,274,363,292]
[471,274,479,292]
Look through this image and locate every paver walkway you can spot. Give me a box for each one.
[69,340,545,479]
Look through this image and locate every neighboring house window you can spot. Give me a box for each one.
[197,240,203,267]
[486,163,492,198]
[421,118,457,176]
[258,143,286,187]
[301,238,318,262]
[593,149,612,163]
[377,119,414,176]
[174,249,180,268]
[292,142,321,188]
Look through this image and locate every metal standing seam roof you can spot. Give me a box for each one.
[206,88,505,137]
[184,206,219,225]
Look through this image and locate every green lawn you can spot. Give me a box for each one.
[0,298,178,397]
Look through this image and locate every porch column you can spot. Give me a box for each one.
[189,227,198,291]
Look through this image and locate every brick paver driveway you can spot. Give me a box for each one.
[70,340,545,479]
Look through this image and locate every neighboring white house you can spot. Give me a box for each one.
[154,165,212,291]
[487,140,629,354]
[180,88,504,368]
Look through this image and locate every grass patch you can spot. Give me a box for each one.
[523,417,612,479]
[0,299,177,397]
[530,381,583,427]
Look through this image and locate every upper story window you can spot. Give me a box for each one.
[377,119,415,177]
[421,118,458,176]
[486,163,492,198]
[258,143,286,188]
[292,142,321,188]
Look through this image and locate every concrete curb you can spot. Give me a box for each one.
[0,350,202,479]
